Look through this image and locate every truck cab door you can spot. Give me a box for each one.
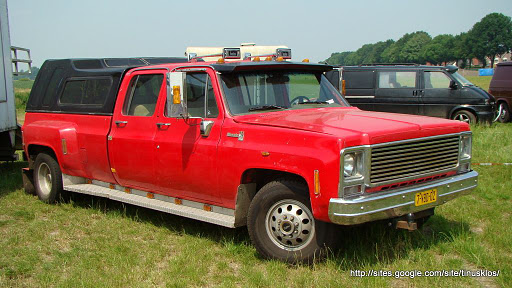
[420,70,460,118]
[153,69,223,203]
[108,70,167,191]
[374,70,420,115]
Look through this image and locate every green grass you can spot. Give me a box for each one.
[1,123,511,287]
[13,79,34,90]
[465,76,491,91]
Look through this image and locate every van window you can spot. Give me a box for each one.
[378,72,416,88]
[124,74,164,116]
[424,72,451,89]
[60,77,112,105]
[344,71,374,89]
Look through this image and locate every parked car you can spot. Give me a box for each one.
[489,61,512,122]
[325,64,496,124]
[22,55,477,263]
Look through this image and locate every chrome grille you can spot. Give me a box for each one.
[370,135,460,184]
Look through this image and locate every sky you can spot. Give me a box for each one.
[5,0,512,67]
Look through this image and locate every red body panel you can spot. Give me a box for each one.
[23,61,471,223]
[23,113,115,183]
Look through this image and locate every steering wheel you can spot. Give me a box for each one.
[290,96,310,105]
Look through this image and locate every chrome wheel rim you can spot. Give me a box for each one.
[265,199,315,251]
[37,162,52,197]
[499,103,507,120]
[455,113,470,123]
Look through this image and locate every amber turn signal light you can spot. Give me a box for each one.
[173,85,181,104]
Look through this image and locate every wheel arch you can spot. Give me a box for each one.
[27,144,59,169]
[449,106,478,121]
[234,168,309,227]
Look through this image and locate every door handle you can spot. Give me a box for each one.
[156,123,171,127]
[115,120,128,126]
[413,90,417,96]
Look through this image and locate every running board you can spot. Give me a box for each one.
[63,181,236,228]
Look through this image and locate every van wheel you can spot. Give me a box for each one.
[452,110,476,124]
[497,102,510,123]
[34,153,63,203]
[247,180,333,263]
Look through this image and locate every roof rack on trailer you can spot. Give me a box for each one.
[358,63,420,67]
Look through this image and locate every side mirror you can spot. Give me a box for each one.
[167,72,187,117]
[200,120,214,137]
[449,80,458,89]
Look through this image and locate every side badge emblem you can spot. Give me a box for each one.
[227,131,244,141]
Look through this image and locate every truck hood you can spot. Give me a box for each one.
[233,107,469,145]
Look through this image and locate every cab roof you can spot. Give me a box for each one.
[209,61,333,73]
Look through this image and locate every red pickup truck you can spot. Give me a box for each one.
[21,55,478,263]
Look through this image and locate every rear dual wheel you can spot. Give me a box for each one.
[247,180,334,263]
[34,153,64,203]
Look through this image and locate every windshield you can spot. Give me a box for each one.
[451,72,474,86]
[220,71,349,115]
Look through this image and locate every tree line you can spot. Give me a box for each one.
[324,13,512,68]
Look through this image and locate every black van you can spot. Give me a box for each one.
[325,64,496,124]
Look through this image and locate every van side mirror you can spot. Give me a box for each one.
[449,80,458,90]
[167,72,187,117]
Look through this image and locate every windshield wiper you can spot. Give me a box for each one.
[247,105,287,112]
[297,101,329,105]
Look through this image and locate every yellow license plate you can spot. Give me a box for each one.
[415,189,437,206]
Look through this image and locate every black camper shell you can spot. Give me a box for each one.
[26,57,188,115]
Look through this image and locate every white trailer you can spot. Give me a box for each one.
[1,0,27,161]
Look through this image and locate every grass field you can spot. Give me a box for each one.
[3,77,510,287]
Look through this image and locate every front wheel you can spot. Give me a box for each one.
[247,180,333,263]
[34,153,63,203]
[452,110,476,124]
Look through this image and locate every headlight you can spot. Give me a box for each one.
[460,134,472,160]
[343,154,355,176]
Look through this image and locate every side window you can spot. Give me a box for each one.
[124,74,164,116]
[61,80,86,104]
[60,78,112,105]
[378,71,416,88]
[166,73,218,118]
[42,68,64,106]
[424,72,451,89]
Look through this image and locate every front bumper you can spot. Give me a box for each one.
[476,111,494,124]
[328,170,478,225]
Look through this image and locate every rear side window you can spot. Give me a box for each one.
[60,78,112,105]
[378,71,416,88]
[124,74,164,116]
[344,71,374,89]
[42,68,64,106]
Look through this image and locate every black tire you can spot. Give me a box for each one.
[34,153,63,203]
[497,102,510,123]
[452,110,477,124]
[247,180,333,263]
